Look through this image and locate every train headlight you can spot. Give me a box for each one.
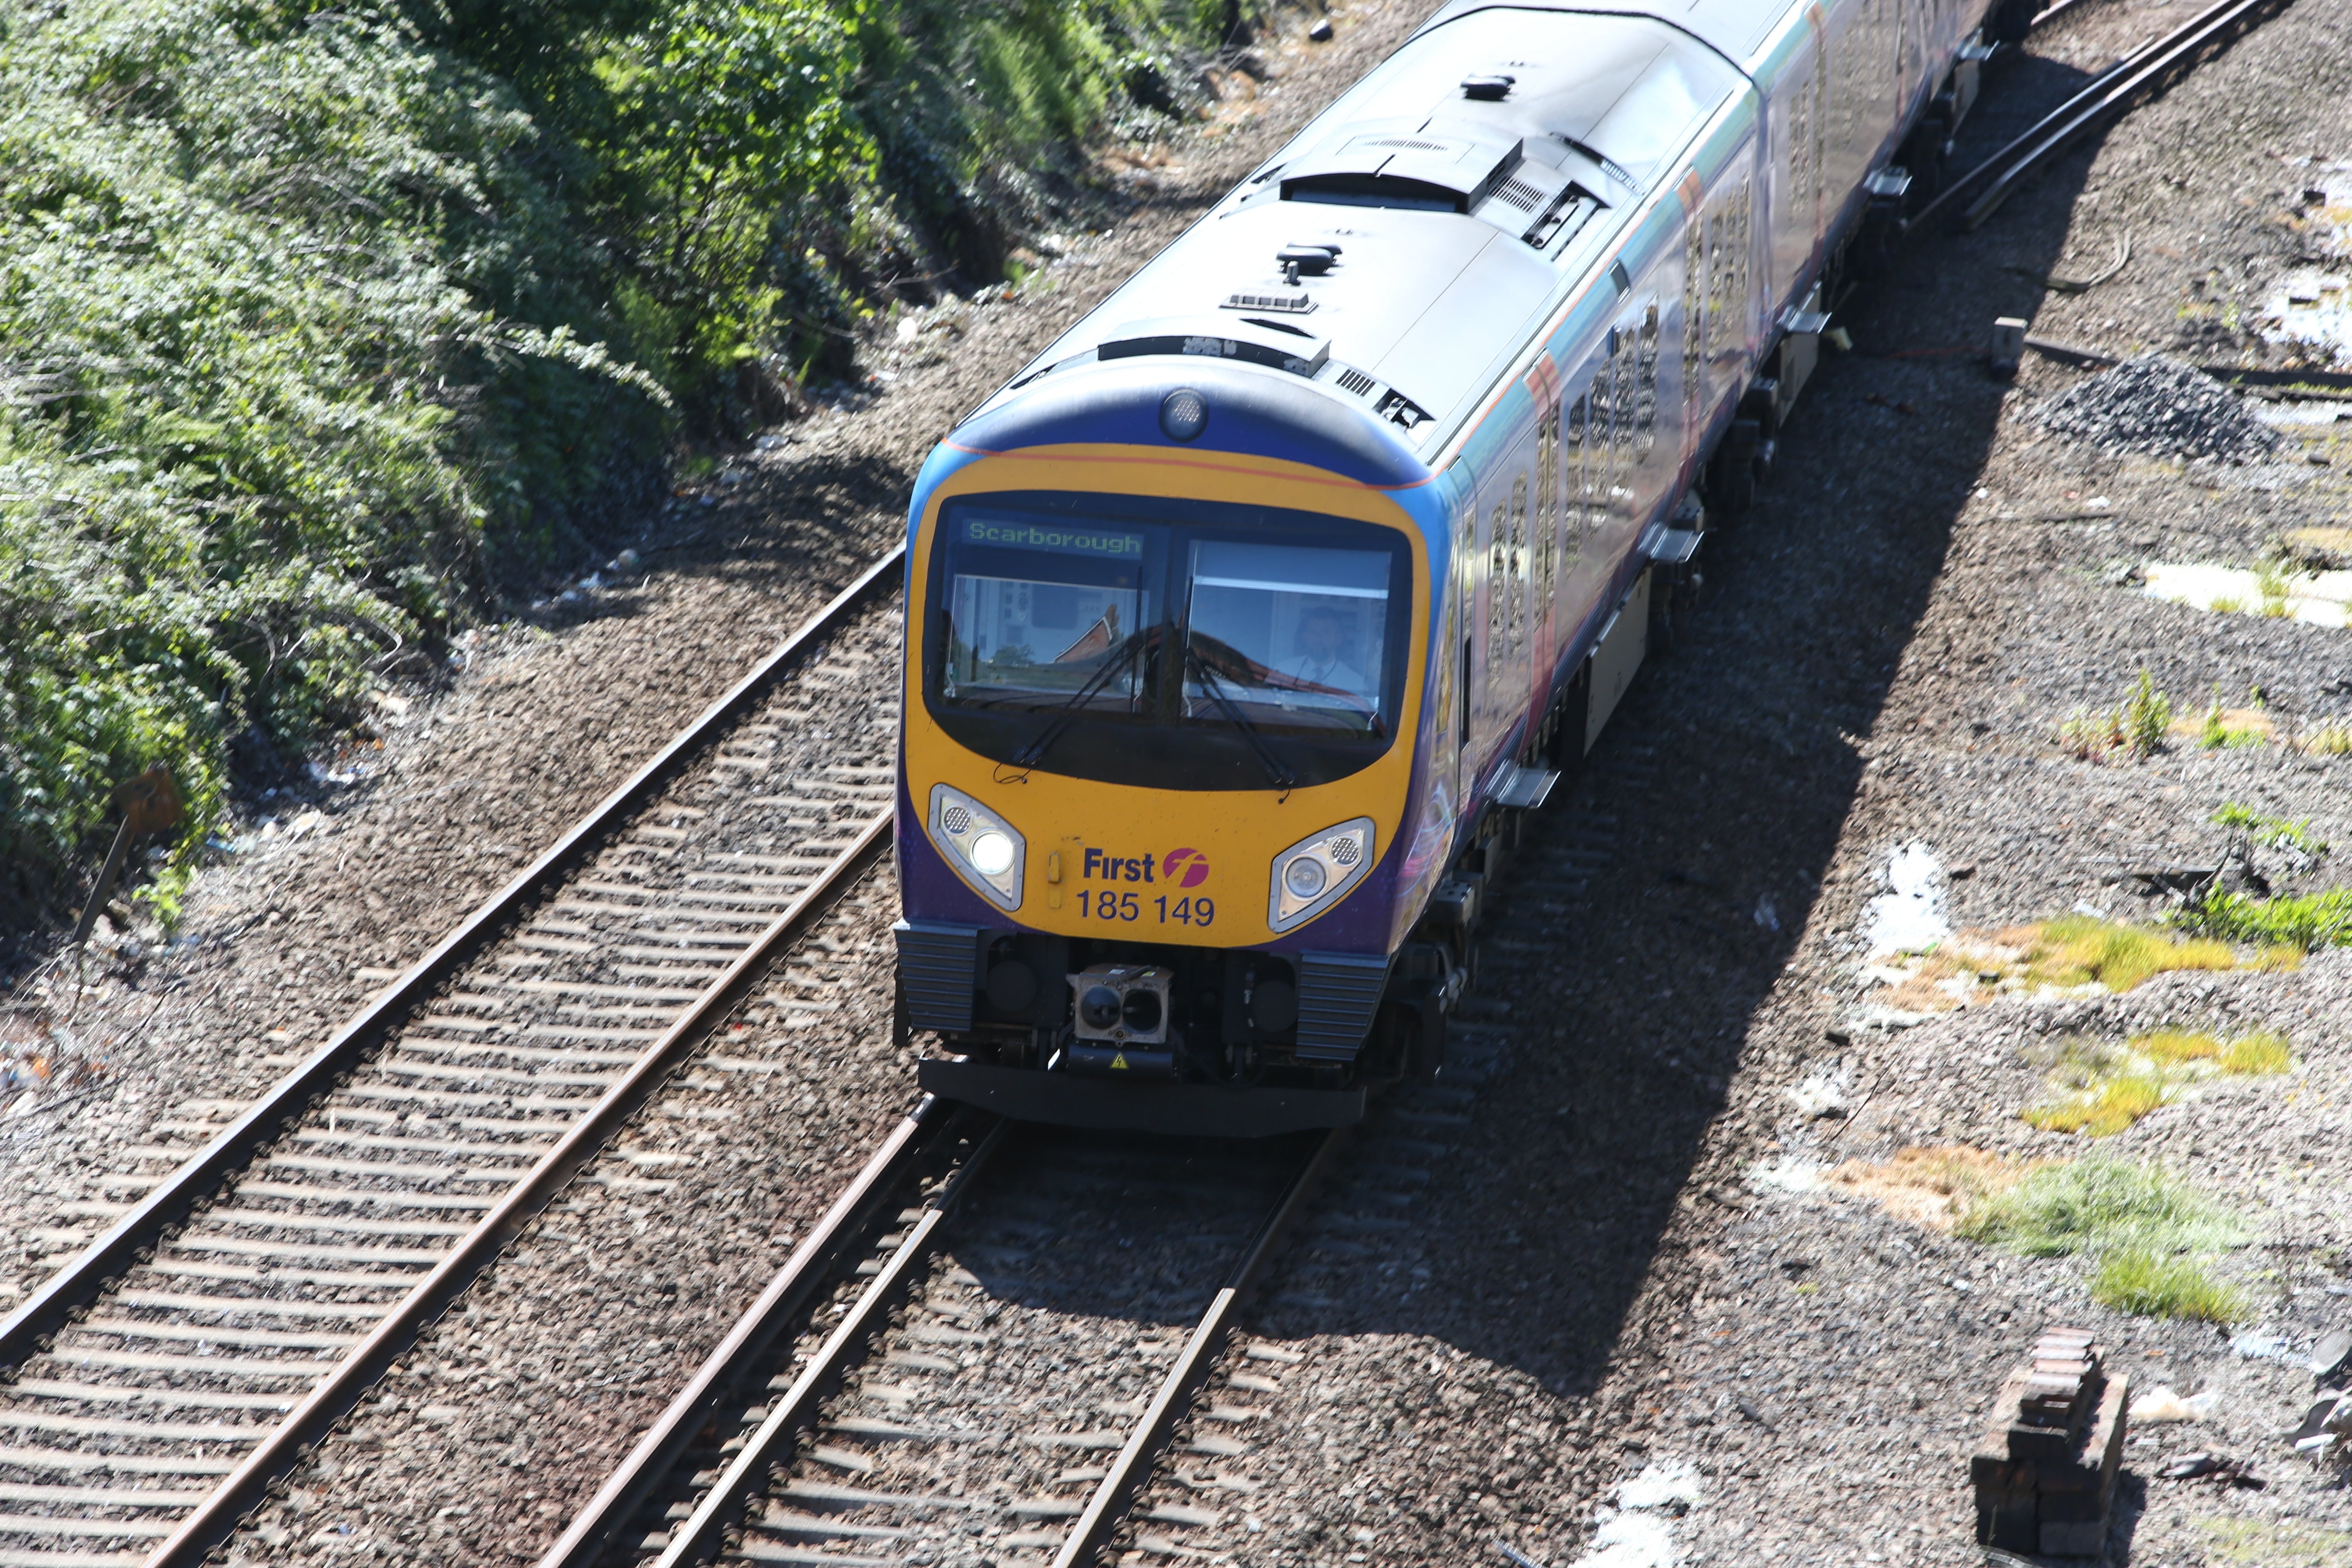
[928,784,1026,911]
[1268,817,1375,933]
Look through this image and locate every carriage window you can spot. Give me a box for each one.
[1183,539,1395,738]
[938,512,1156,713]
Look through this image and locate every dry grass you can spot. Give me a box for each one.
[1823,1145,2048,1230]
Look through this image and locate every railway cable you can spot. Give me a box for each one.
[0,553,905,1568]
[541,1122,1349,1568]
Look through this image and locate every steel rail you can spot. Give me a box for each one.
[533,1094,956,1568]
[1048,1124,1350,1568]
[1923,0,2294,233]
[0,543,906,1372]
[144,808,897,1567]
[648,1116,1017,1568]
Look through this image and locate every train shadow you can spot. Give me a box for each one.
[1231,37,2120,1456]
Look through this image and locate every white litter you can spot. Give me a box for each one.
[1566,1510,1678,1568]
[1864,843,1950,955]
[1787,1064,1851,1119]
[1617,1461,1702,1513]
[2128,1386,2218,1423]
[1747,1153,1825,1193]
[2231,1332,2293,1362]
[2143,561,2352,628]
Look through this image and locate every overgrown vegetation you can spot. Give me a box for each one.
[1,0,1258,929]
[2016,914,2236,991]
[1959,1158,2245,1319]
[2021,1028,2293,1137]
[2057,667,2171,761]
[2093,1245,2246,1322]
[2174,885,2352,950]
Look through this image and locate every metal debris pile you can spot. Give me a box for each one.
[2038,354,2282,464]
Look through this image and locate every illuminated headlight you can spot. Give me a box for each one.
[929,784,1025,911]
[1268,817,1375,933]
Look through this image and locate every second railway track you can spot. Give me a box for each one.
[0,559,907,1568]
[544,1115,1346,1568]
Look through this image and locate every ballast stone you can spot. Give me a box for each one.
[2038,353,2282,465]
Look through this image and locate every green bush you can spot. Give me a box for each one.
[3,0,1250,930]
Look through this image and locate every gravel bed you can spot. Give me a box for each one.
[24,2,2352,1564]
[685,1129,1312,1568]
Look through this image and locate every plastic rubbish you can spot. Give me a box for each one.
[2130,1386,2218,1423]
[2311,1328,2351,1384]
[2231,1332,2293,1362]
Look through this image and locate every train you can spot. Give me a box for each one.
[892,0,2034,1134]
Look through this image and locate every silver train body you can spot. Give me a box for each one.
[897,0,2027,1132]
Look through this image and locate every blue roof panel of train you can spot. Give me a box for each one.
[963,6,1742,458]
[946,359,1435,492]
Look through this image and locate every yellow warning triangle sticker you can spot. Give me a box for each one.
[1111,1053,1128,1070]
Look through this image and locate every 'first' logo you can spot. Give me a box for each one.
[1161,848,1209,888]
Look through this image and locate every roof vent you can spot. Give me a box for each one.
[1461,73,1514,101]
[1282,133,1524,215]
[1222,291,1317,314]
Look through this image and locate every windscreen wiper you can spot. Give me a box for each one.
[1010,627,1151,771]
[1184,642,1299,793]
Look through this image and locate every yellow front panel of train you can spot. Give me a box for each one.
[902,446,1431,947]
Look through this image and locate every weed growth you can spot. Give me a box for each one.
[2254,556,2295,618]
[2210,803,2329,860]
[2201,1519,2352,1568]
[2058,669,2171,760]
[1956,1157,2240,1258]
[2220,1030,2293,1075]
[2173,886,2352,951]
[2092,1245,2247,1321]
[2021,916,2234,991]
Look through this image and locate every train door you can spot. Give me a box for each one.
[1772,7,1831,293]
[1530,392,1562,699]
[1469,426,1536,787]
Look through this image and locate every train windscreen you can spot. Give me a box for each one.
[926,493,1411,791]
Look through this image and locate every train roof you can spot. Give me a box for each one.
[964,4,1754,464]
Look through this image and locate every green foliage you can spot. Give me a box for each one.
[2057,667,2171,760]
[2092,1245,2247,1322]
[2172,885,2352,951]
[1956,1157,2241,1258]
[5,0,1248,928]
[2210,802,2330,859]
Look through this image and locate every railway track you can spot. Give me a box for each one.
[540,1118,1347,1568]
[1911,0,2298,233]
[0,555,906,1568]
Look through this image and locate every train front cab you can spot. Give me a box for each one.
[893,427,1446,1136]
